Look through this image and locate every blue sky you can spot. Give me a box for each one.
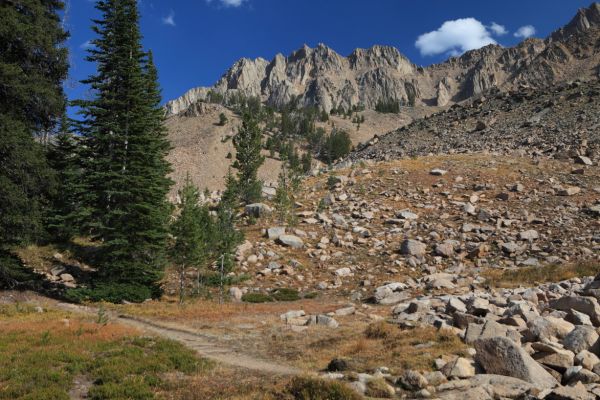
[64,0,593,106]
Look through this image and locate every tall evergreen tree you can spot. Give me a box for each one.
[0,0,69,286]
[73,0,172,298]
[232,113,265,204]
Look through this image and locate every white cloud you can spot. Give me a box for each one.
[514,25,536,38]
[79,40,93,49]
[415,18,497,57]
[162,10,176,26]
[206,0,247,8]
[490,22,508,36]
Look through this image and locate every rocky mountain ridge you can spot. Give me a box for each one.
[166,3,600,116]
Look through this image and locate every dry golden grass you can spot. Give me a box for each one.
[264,321,466,373]
[159,366,289,400]
[0,317,138,340]
[364,320,395,339]
[110,297,336,323]
[484,261,600,288]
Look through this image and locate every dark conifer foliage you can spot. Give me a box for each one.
[46,118,88,241]
[232,113,265,204]
[0,0,69,246]
[215,170,244,274]
[0,0,69,286]
[73,0,172,296]
[170,175,213,303]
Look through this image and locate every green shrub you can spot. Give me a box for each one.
[326,175,340,190]
[87,379,154,400]
[241,293,273,303]
[0,251,41,289]
[322,130,352,164]
[64,283,153,304]
[302,292,318,299]
[272,288,300,302]
[218,112,228,126]
[0,324,213,400]
[287,376,363,400]
[0,303,39,317]
[375,99,400,113]
[200,273,251,287]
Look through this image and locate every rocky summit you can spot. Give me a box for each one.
[166,3,600,115]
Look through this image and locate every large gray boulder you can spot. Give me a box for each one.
[435,374,535,400]
[244,203,273,218]
[266,226,286,240]
[474,336,558,389]
[465,320,521,344]
[374,282,410,305]
[277,234,304,249]
[562,325,600,354]
[440,357,475,379]
[526,315,574,341]
[532,346,574,372]
[549,296,600,326]
[545,381,596,399]
[400,239,426,257]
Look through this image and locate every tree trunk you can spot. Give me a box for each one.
[179,265,185,305]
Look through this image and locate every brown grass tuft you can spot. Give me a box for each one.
[484,261,600,288]
[364,321,395,339]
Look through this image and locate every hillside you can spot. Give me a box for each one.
[164,3,600,194]
[165,103,436,194]
[349,78,600,163]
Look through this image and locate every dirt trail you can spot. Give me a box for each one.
[55,302,304,376]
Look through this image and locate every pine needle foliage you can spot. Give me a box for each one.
[72,0,173,298]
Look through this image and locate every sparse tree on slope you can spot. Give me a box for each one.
[232,113,265,204]
[170,175,212,304]
[214,169,244,274]
[218,112,228,126]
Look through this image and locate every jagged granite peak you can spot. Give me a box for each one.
[551,2,600,42]
[166,2,600,116]
[349,45,415,74]
[214,56,269,96]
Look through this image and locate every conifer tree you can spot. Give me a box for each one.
[274,149,301,226]
[0,0,69,286]
[170,175,212,303]
[46,118,87,241]
[1,0,69,245]
[214,170,244,273]
[73,0,172,298]
[220,168,239,208]
[232,113,265,204]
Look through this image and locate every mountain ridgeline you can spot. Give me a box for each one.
[166,3,600,116]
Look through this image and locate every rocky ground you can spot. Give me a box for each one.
[350,79,600,164]
[219,153,599,299]
[16,148,600,399]
[160,151,600,399]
